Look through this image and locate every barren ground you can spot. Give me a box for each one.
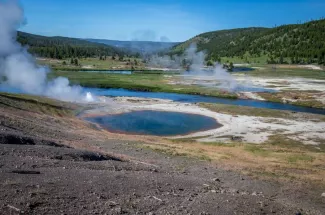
[1,93,325,214]
[169,72,325,108]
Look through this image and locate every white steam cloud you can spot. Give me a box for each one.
[147,44,205,70]
[0,0,95,102]
[148,44,238,91]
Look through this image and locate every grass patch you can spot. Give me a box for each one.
[200,142,241,147]
[141,144,189,157]
[38,57,146,71]
[267,135,325,153]
[0,92,79,117]
[50,71,237,99]
[221,55,269,65]
[287,154,315,163]
[200,103,289,118]
[248,169,297,181]
[198,154,212,162]
[199,103,325,122]
[247,66,325,80]
[140,133,325,185]
[144,138,325,185]
[257,91,325,109]
[171,137,243,148]
[244,145,270,156]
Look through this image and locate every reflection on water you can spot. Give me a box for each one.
[86,110,221,136]
[231,67,255,72]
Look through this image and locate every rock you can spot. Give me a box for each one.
[321,192,325,197]
[11,170,40,174]
[107,201,118,208]
[114,207,122,213]
[229,188,239,194]
[151,169,158,173]
[212,178,220,182]
[231,136,243,141]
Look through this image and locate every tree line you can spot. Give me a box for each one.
[17,31,127,59]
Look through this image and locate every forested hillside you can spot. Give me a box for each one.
[171,19,325,65]
[17,32,125,59]
[171,28,268,60]
[87,39,179,55]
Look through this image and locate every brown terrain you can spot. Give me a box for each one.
[0,93,325,215]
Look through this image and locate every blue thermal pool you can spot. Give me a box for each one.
[86,110,221,136]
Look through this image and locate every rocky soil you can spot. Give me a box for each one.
[0,94,324,214]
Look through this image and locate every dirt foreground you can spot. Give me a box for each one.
[1,93,325,214]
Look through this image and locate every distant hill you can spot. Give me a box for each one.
[17,31,126,59]
[86,39,179,55]
[171,19,325,65]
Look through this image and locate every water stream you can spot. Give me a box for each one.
[86,88,325,115]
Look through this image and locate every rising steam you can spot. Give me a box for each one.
[148,44,238,90]
[0,0,95,102]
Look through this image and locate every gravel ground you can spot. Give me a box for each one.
[0,95,324,214]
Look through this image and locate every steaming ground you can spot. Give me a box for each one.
[172,73,325,92]
[0,1,95,103]
[149,45,325,103]
[149,44,240,91]
[167,73,325,103]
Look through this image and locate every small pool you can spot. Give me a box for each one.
[231,67,254,72]
[86,110,221,136]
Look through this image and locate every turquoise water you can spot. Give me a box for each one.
[86,110,221,136]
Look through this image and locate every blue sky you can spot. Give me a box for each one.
[20,0,325,42]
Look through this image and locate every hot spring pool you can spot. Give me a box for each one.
[86,110,221,136]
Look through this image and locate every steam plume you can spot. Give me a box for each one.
[0,0,94,102]
[148,44,238,90]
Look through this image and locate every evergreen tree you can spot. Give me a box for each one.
[229,62,234,71]
[16,32,127,59]
[207,60,214,66]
